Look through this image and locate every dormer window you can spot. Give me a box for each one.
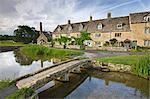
[58,26,61,32]
[97,23,103,30]
[79,23,83,31]
[144,16,150,22]
[117,24,123,29]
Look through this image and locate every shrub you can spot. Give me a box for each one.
[133,54,150,79]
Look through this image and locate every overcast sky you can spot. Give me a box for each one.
[0,0,149,35]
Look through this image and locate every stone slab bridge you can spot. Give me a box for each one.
[16,59,92,89]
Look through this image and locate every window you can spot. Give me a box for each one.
[97,23,103,30]
[145,27,150,34]
[115,33,121,37]
[58,27,61,31]
[144,40,150,46]
[117,24,122,29]
[95,41,101,46]
[95,33,101,37]
[144,16,150,22]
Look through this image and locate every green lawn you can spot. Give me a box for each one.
[0,40,26,46]
[96,54,150,79]
[96,55,141,66]
[20,45,84,59]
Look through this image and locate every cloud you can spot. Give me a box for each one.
[0,0,149,35]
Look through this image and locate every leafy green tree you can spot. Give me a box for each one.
[75,31,91,49]
[59,36,71,49]
[14,25,38,43]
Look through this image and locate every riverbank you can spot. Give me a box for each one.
[0,46,23,52]
[0,40,26,52]
[0,40,25,46]
[94,54,150,79]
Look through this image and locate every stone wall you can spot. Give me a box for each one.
[86,47,127,51]
[92,60,132,73]
[54,45,80,49]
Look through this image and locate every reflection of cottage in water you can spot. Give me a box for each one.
[37,22,52,45]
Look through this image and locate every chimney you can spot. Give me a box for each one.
[40,22,43,34]
[68,20,71,24]
[107,12,111,19]
[90,16,92,22]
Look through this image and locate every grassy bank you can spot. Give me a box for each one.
[0,40,26,46]
[20,45,83,59]
[0,80,14,90]
[96,55,139,66]
[96,54,150,79]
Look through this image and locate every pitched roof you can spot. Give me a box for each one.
[53,16,130,34]
[130,11,150,24]
[36,30,52,37]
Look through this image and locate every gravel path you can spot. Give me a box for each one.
[81,50,146,59]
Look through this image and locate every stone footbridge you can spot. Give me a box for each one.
[16,59,91,89]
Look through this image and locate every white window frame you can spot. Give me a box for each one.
[144,40,150,46]
[144,16,150,22]
[144,27,150,34]
[97,23,103,30]
[117,24,123,29]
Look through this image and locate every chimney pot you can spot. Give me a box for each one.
[40,22,43,34]
[107,12,111,19]
[90,16,92,22]
[68,20,71,24]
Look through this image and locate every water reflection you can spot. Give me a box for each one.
[14,50,33,65]
[0,51,64,80]
[14,50,63,66]
[38,70,149,99]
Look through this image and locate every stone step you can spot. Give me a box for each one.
[100,66,108,69]
[101,68,110,72]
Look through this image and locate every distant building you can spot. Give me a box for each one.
[52,11,150,47]
[37,22,52,45]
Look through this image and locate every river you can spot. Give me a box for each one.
[0,51,149,99]
[37,70,149,99]
[0,51,62,80]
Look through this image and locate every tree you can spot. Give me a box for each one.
[59,36,71,49]
[47,37,55,47]
[14,25,38,43]
[76,31,91,49]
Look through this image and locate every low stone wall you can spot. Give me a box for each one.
[67,45,80,49]
[53,45,80,49]
[86,47,127,51]
[92,60,132,73]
